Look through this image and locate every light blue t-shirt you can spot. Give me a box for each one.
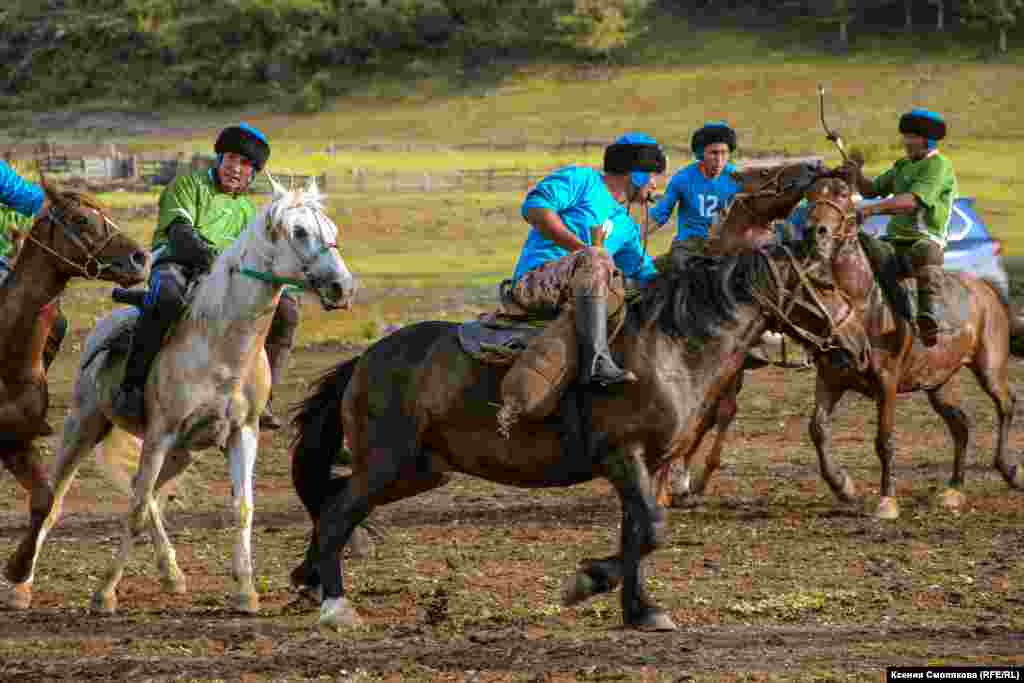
[0,160,44,218]
[514,166,655,283]
[650,161,742,242]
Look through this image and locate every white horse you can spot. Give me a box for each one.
[5,177,355,613]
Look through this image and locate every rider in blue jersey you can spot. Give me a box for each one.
[650,122,740,267]
[508,132,664,388]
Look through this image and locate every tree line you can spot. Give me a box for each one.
[0,1,1019,113]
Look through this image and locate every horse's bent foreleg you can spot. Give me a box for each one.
[4,407,112,609]
[227,427,259,613]
[92,432,174,614]
[148,448,192,594]
[598,445,675,630]
[808,373,855,502]
[874,388,900,520]
[926,382,971,511]
[693,377,741,495]
[1,445,54,585]
[969,350,1022,489]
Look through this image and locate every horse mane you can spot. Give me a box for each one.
[56,189,107,213]
[630,248,777,341]
[188,185,334,322]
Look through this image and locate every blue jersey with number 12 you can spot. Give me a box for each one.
[650,161,741,242]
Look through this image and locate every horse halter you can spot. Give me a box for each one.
[241,202,340,291]
[748,245,854,354]
[805,195,858,243]
[26,202,123,279]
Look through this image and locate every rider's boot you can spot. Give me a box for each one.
[915,264,944,348]
[260,341,292,431]
[575,292,636,388]
[112,304,172,422]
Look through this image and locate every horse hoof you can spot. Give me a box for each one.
[235,591,260,614]
[629,609,678,632]
[874,497,900,520]
[939,488,965,512]
[297,584,324,604]
[2,583,32,610]
[838,476,858,502]
[90,591,117,614]
[560,572,597,607]
[319,597,362,630]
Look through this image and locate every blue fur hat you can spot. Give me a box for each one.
[606,132,664,190]
[691,122,737,158]
[899,109,946,149]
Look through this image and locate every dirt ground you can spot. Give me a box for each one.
[1,333,1023,682]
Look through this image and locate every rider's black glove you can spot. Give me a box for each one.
[167,219,216,272]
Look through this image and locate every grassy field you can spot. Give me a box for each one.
[16,27,1024,347]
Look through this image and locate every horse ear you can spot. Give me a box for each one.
[265,172,287,198]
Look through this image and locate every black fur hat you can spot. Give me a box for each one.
[603,142,667,175]
[899,109,946,141]
[215,123,271,170]
[691,122,737,156]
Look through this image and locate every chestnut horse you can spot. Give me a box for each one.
[1,181,148,608]
[799,177,1019,519]
[288,243,845,632]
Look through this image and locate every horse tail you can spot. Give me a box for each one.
[290,355,360,518]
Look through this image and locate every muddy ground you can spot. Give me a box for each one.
[1,331,1023,682]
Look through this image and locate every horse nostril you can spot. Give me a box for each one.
[130,250,148,268]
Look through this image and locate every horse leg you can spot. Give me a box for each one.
[874,388,900,520]
[318,418,444,629]
[147,448,192,595]
[92,432,174,614]
[808,373,856,502]
[563,445,675,631]
[226,426,260,613]
[691,372,744,497]
[926,382,971,512]
[3,407,111,609]
[969,349,1022,490]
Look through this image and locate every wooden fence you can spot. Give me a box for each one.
[1,142,820,195]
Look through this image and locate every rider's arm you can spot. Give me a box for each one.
[610,213,657,283]
[166,219,216,271]
[857,194,919,222]
[523,207,587,252]
[649,174,680,229]
[521,170,587,251]
[0,161,45,218]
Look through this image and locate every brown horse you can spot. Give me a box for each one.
[675,177,1021,519]
[652,159,830,507]
[288,243,845,631]
[1,180,148,606]
[800,177,1020,519]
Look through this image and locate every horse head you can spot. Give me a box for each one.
[801,177,858,264]
[261,174,357,310]
[715,160,829,253]
[31,176,148,285]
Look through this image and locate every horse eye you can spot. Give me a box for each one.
[294,227,309,240]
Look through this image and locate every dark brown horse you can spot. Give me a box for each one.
[289,243,845,631]
[676,177,1021,519]
[1,180,148,608]
[652,159,830,507]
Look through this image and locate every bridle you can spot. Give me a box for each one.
[748,243,856,354]
[239,201,341,293]
[803,194,858,243]
[25,202,123,279]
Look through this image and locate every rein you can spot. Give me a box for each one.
[748,245,854,353]
[25,205,122,279]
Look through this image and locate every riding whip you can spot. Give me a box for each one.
[818,84,850,164]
